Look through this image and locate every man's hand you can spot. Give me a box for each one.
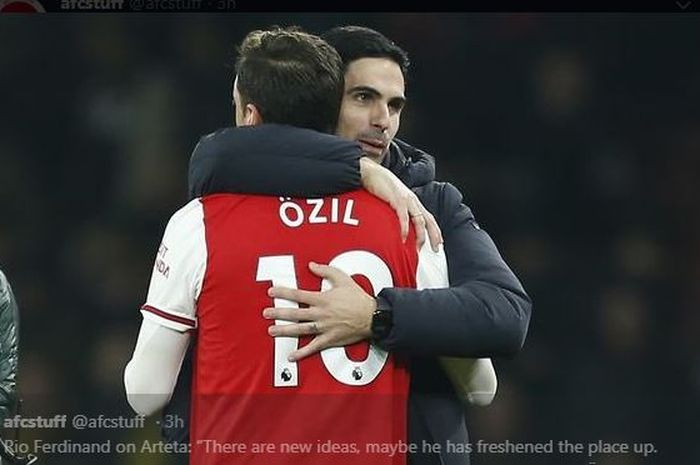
[360,157,443,252]
[262,262,376,362]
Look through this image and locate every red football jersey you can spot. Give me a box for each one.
[143,190,418,465]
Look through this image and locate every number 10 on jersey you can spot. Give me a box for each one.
[256,251,394,388]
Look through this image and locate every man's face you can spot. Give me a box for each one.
[336,57,406,163]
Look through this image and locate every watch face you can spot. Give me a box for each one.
[372,309,393,340]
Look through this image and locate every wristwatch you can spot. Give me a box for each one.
[370,297,393,344]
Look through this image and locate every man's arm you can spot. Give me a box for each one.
[124,199,205,416]
[440,357,497,407]
[359,158,442,250]
[189,127,441,249]
[415,239,498,407]
[378,182,531,357]
[267,181,531,359]
[187,128,528,351]
[124,319,190,416]
[188,125,361,199]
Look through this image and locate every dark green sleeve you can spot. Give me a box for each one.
[0,271,19,422]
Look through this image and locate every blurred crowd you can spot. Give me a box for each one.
[0,14,698,464]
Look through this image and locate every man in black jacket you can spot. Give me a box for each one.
[170,26,531,465]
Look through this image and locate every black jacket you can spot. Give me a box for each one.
[164,125,532,465]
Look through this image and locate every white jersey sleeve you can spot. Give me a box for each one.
[124,318,191,416]
[415,241,449,289]
[141,199,207,332]
[415,238,498,407]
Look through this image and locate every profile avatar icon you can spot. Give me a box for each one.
[0,0,45,12]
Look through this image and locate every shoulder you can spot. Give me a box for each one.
[161,199,206,247]
[414,181,475,222]
[167,199,204,226]
[414,180,461,202]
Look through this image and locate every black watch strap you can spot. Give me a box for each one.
[370,296,393,344]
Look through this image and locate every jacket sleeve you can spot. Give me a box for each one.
[377,182,532,358]
[0,271,19,422]
[187,128,362,200]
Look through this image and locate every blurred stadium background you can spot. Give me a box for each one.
[1,13,699,464]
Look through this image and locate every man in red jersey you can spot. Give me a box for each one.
[124,26,451,465]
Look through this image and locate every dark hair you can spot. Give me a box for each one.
[321,26,410,79]
[235,26,343,133]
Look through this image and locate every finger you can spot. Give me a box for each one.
[308,262,351,285]
[268,321,320,338]
[395,196,410,242]
[422,209,443,252]
[268,286,321,306]
[289,336,328,362]
[262,307,315,322]
[411,212,427,250]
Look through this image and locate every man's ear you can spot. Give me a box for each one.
[242,103,263,126]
